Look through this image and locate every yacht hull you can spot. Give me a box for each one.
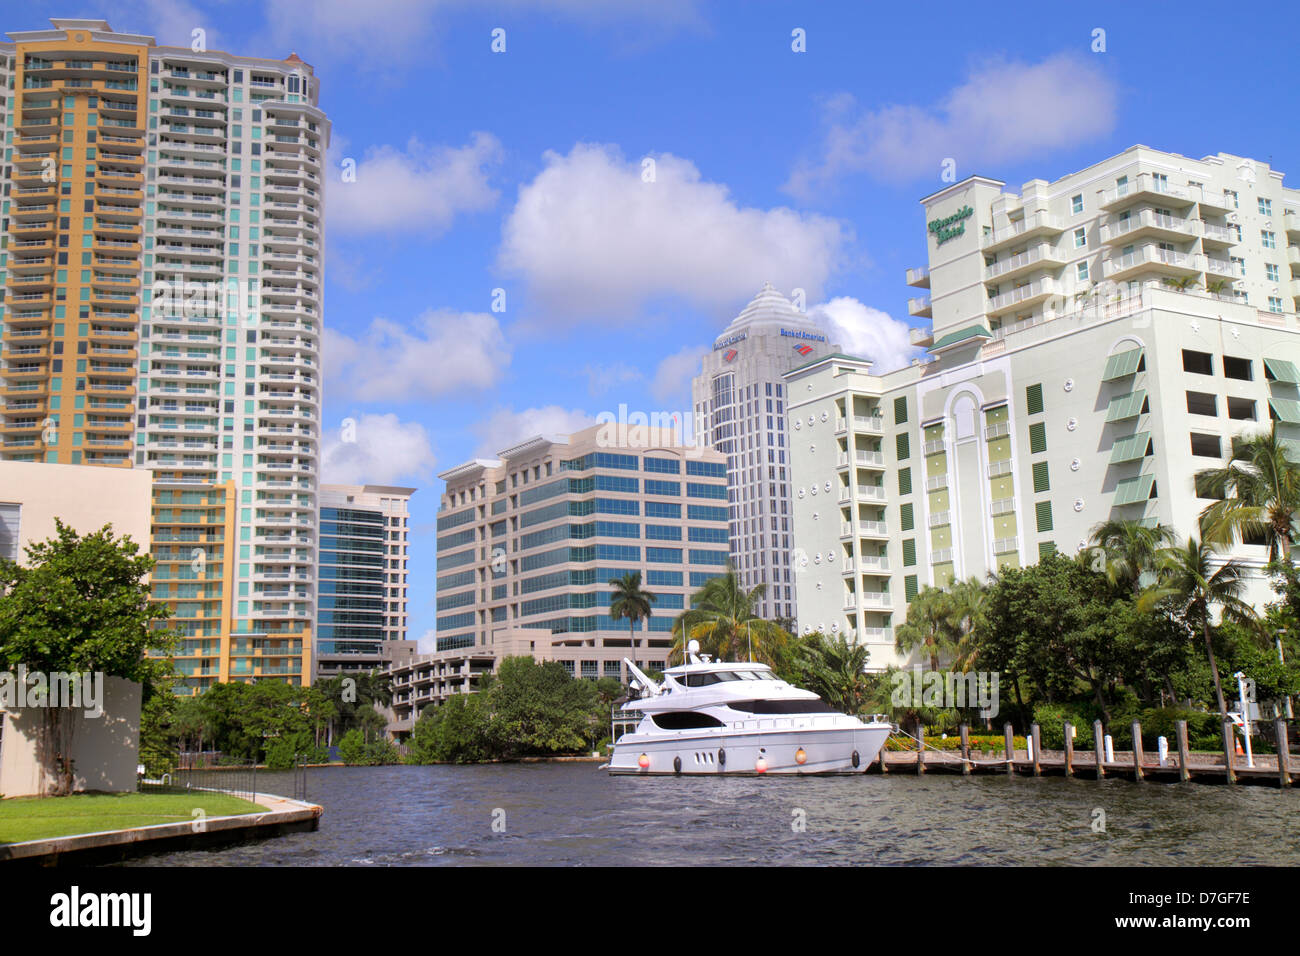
[608,723,892,775]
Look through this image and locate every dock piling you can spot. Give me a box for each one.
[1003,722,1015,775]
[1131,721,1144,782]
[959,723,971,776]
[1063,721,1074,777]
[1176,720,1190,783]
[1276,720,1291,789]
[1221,718,1237,785]
[1031,723,1042,776]
[1093,720,1106,780]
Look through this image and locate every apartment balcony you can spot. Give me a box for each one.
[991,497,1016,516]
[986,277,1059,317]
[930,548,955,565]
[854,449,884,467]
[855,485,887,503]
[851,414,884,433]
[858,555,890,574]
[907,295,932,318]
[1100,173,1196,211]
[923,438,947,455]
[993,536,1019,555]
[925,473,947,492]
[1204,257,1237,280]
[987,459,1013,479]
[1100,209,1197,245]
[857,519,888,538]
[929,510,951,528]
[1102,245,1200,282]
[1199,221,1236,249]
[984,243,1066,282]
[984,421,1011,441]
[983,211,1064,253]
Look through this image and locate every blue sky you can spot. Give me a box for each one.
[14,0,1300,646]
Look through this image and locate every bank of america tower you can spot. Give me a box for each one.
[691,283,838,623]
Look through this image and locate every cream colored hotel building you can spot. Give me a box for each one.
[790,145,1300,670]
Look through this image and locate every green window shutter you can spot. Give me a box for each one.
[1102,348,1145,381]
[1105,390,1148,422]
[1269,397,1300,424]
[1035,500,1053,532]
[1029,422,1047,454]
[1032,461,1050,493]
[1264,357,1300,384]
[894,396,908,424]
[898,467,912,496]
[1038,541,1057,559]
[900,502,914,531]
[896,432,910,460]
[1109,432,1151,464]
[904,574,919,602]
[902,539,916,567]
[1026,383,1043,415]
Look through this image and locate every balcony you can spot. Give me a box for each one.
[983,211,1064,252]
[907,295,932,318]
[1100,174,1195,210]
[1102,245,1200,282]
[1100,208,1197,245]
[906,266,930,289]
[986,277,1059,317]
[984,243,1066,282]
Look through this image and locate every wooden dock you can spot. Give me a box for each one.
[874,718,1297,787]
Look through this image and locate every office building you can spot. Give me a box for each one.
[317,484,414,678]
[691,283,838,623]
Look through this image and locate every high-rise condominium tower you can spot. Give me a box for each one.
[0,19,328,692]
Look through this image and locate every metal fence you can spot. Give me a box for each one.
[139,755,310,804]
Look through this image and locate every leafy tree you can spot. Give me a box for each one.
[488,656,602,756]
[670,565,790,665]
[895,585,959,671]
[406,694,492,764]
[1197,422,1300,563]
[0,520,174,795]
[608,572,656,669]
[792,632,874,715]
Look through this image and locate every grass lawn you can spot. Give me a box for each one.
[0,791,265,844]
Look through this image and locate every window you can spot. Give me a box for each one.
[1259,197,1273,216]
[1185,391,1218,416]
[1038,541,1058,559]
[1195,473,1224,500]
[1268,296,1284,314]
[1266,263,1280,283]
[1073,227,1087,249]
[1223,356,1253,381]
[1227,397,1256,421]
[894,396,908,424]
[1029,422,1047,454]
[1032,461,1050,493]
[902,539,916,567]
[904,574,919,602]
[1026,383,1044,415]
[1230,256,1245,276]
[1182,349,1213,375]
[900,502,914,531]
[898,467,912,496]
[1262,230,1276,249]
[896,433,910,460]
[1190,433,1221,458]
[1035,501,1053,532]
[1071,194,1083,215]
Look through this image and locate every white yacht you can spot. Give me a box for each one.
[607,643,893,775]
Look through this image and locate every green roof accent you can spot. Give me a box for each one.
[1109,431,1151,464]
[785,351,872,375]
[1115,473,1156,506]
[1264,357,1300,384]
[927,324,992,352]
[1102,347,1145,381]
[1105,389,1147,422]
[1269,397,1300,424]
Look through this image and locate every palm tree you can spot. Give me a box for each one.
[670,565,790,665]
[945,577,988,670]
[1141,536,1256,719]
[1197,422,1300,564]
[608,571,656,670]
[1087,518,1177,597]
[1162,276,1200,292]
[797,632,873,714]
[894,585,958,670]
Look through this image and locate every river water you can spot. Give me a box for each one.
[127,763,1300,866]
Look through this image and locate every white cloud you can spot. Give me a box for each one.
[321,413,438,485]
[471,406,598,457]
[812,297,920,374]
[325,309,509,404]
[582,362,643,397]
[650,344,707,405]
[786,53,1118,194]
[416,629,438,654]
[499,143,849,317]
[327,133,502,236]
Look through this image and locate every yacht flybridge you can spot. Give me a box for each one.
[606,642,892,775]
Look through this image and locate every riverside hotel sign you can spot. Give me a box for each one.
[928,205,973,245]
